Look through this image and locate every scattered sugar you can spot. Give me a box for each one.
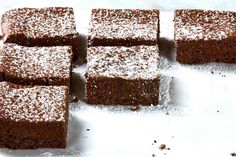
[175,9,236,40]
[88,9,159,42]
[2,43,72,79]
[86,45,160,79]
[0,82,68,122]
[1,7,77,38]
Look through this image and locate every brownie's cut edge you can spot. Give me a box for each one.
[88,9,159,47]
[85,46,160,105]
[0,82,69,149]
[85,76,160,106]
[174,9,236,64]
[2,43,72,86]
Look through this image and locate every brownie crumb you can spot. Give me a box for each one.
[86,129,90,131]
[167,147,171,150]
[217,110,219,113]
[231,152,236,156]
[71,96,79,103]
[159,144,166,150]
[154,140,157,143]
[166,112,169,115]
[211,71,214,74]
[130,105,141,111]
[222,75,226,77]
[152,154,156,157]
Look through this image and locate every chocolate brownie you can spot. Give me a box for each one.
[0,82,69,149]
[174,9,236,64]
[0,53,5,81]
[85,46,160,105]
[1,7,79,60]
[88,9,159,46]
[1,43,72,86]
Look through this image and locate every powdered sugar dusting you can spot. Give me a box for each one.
[86,46,159,79]
[174,9,236,40]
[2,43,72,79]
[88,9,159,42]
[0,82,68,122]
[1,7,77,38]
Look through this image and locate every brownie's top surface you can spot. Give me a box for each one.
[88,9,159,41]
[1,7,77,38]
[0,82,68,122]
[174,9,236,41]
[86,46,159,79]
[2,43,72,79]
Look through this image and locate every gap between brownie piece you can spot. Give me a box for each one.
[85,45,160,106]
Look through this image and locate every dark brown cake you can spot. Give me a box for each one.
[1,43,72,86]
[1,7,79,60]
[85,46,160,105]
[174,9,236,64]
[0,82,69,149]
[88,9,159,47]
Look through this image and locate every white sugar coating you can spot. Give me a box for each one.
[86,46,160,79]
[88,9,159,41]
[2,43,72,79]
[1,7,77,38]
[174,9,236,40]
[0,82,68,122]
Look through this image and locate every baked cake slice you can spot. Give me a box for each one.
[174,9,236,64]
[88,9,159,46]
[0,82,69,149]
[1,43,72,86]
[85,46,160,105]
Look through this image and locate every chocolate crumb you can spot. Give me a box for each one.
[130,105,141,111]
[222,75,226,77]
[167,147,171,150]
[71,96,79,103]
[211,71,214,74]
[154,140,157,143]
[152,154,156,157]
[86,129,90,131]
[166,112,169,115]
[159,144,166,150]
[217,110,219,113]
[231,152,236,156]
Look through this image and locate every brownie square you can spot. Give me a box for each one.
[1,43,72,86]
[0,53,5,81]
[1,7,77,46]
[88,9,159,46]
[85,46,160,105]
[174,9,236,64]
[1,7,79,60]
[0,82,69,149]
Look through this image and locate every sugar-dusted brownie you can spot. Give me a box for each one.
[0,53,5,81]
[0,82,69,149]
[1,7,79,60]
[85,46,160,105]
[174,9,236,64]
[88,9,159,47]
[1,43,72,86]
